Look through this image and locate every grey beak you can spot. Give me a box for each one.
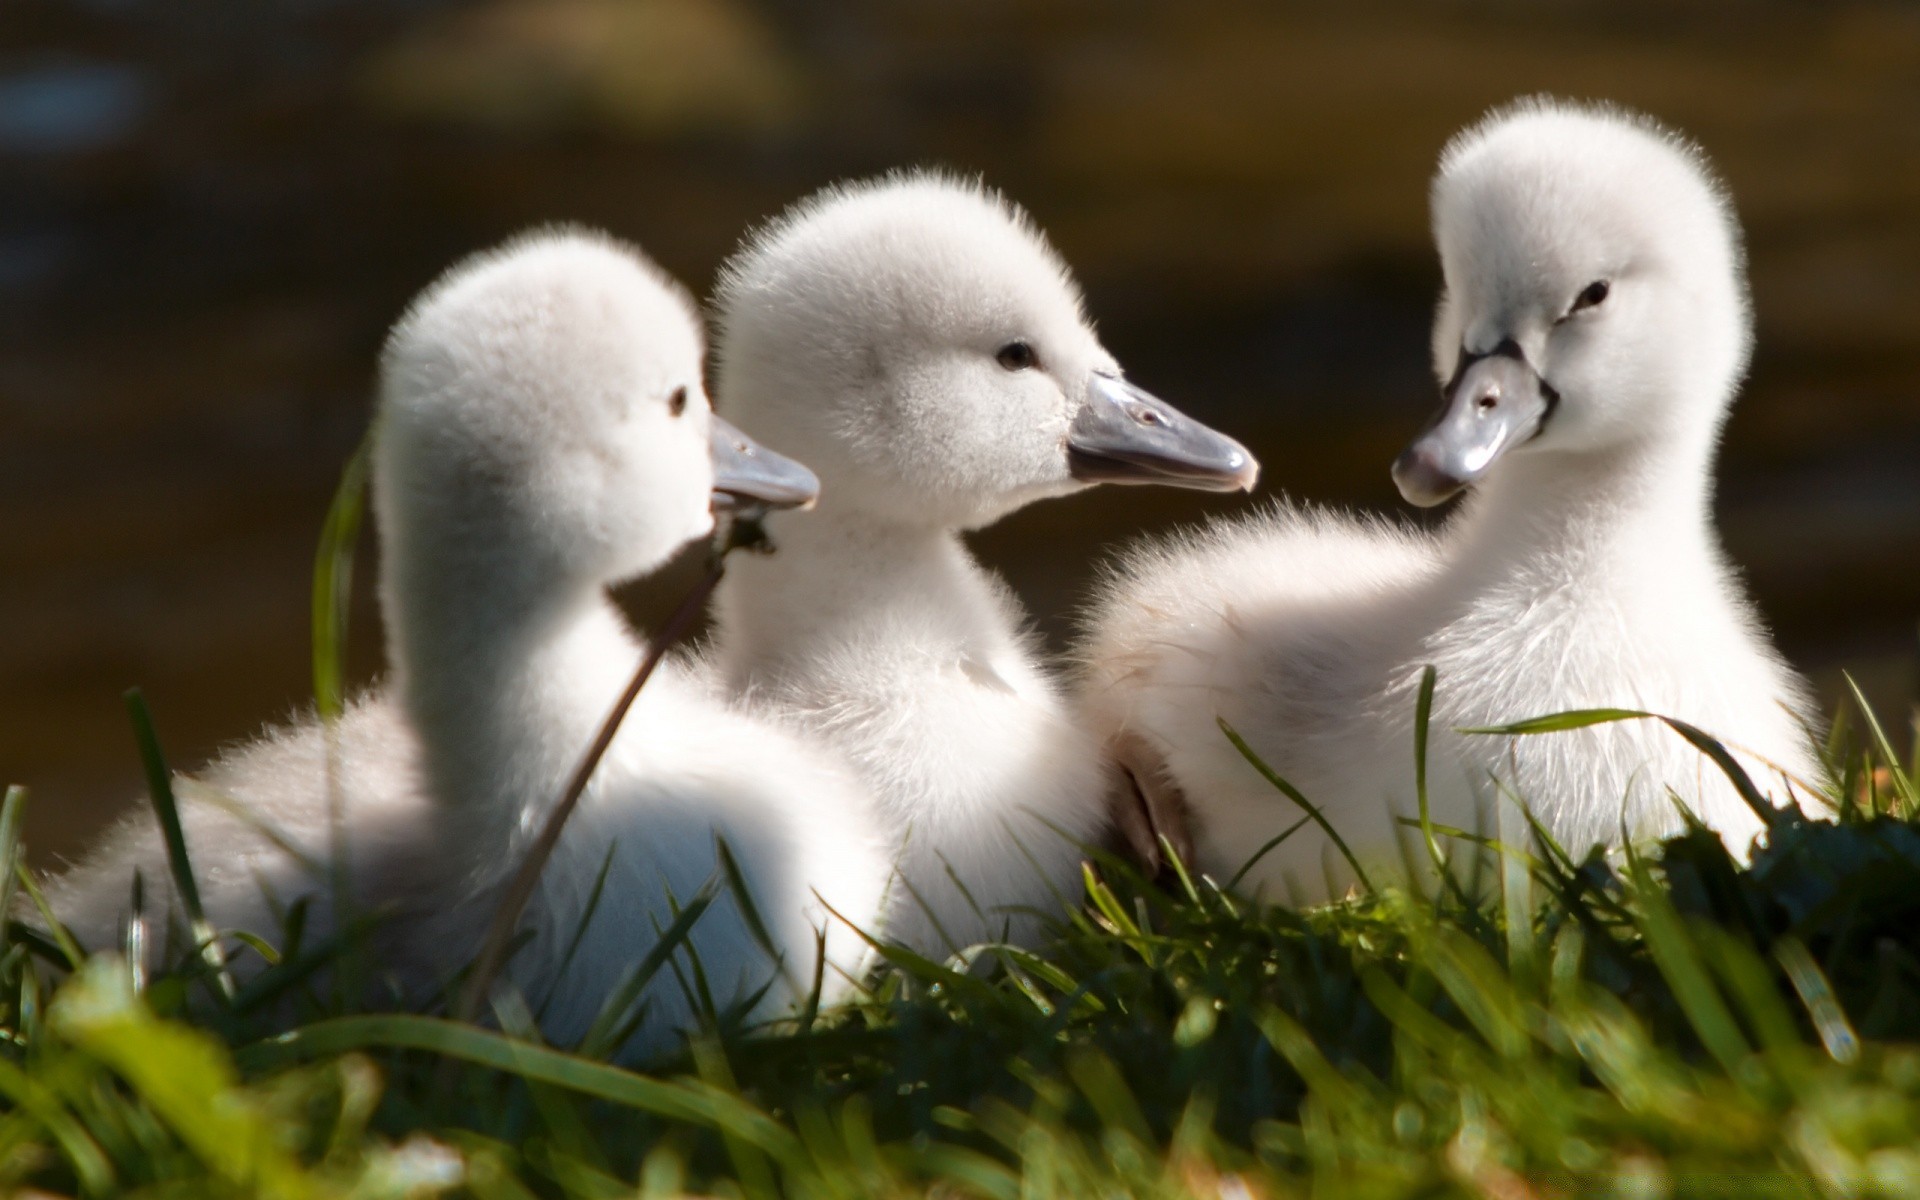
[1067,374,1259,493]
[1391,347,1553,507]
[710,415,819,511]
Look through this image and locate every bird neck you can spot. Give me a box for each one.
[1446,419,1724,597]
[713,497,1004,686]
[383,549,643,854]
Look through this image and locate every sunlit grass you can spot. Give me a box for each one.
[6,690,1920,1196]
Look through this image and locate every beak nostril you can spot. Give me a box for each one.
[1476,394,1499,412]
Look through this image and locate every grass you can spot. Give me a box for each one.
[6,723,1920,1197]
[5,465,1920,1196]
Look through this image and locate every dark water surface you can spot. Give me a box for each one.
[6,0,1919,861]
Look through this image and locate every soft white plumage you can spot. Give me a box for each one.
[42,229,890,1058]
[709,174,1255,954]
[1079,99,1820,901]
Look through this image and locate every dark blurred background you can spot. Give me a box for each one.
[6,0,1919,864]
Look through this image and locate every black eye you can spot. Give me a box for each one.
[995,341,1038,371]
[668,386,688,417]
[1571,279,1611,313]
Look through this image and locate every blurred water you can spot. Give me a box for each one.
[4,0,1918,861]
[0,61,146,155]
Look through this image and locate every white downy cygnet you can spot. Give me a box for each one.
[1079,99,1820,901]
[708,173,1257,954]
[43,229,889,1057]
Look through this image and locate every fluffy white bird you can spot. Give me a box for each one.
[707,173,1257,954]
[1079,99,1821,901]
[42,229,890,1058]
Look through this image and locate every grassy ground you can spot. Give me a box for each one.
[5,706,1920,1198]
[7,473,1920,1197]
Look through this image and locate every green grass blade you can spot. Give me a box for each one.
[1224,815,1313,893]
[1359,966,1474,1061]
[576,883,720,1060]
[714,835,802,1000]
[1623,851,1750,1077]
[1390,817,1539,869]
[241,1014,801,1160]
[1410,664,1482,914]
[1654,717,1781,829]
[1424,926,1530,1061]
[1412,664,1446,879]
[1254,1005,1373,1116]
[1219,718,1373,893]
[9,893,84,970]
[123,688,233,999]
[1690,925,1802,1066]
[52,957,313,1198]
[1159,832,1202,904]
[311,432,373,723]
[1775,936,1859,1065]
[690,1038,779,1200]
[796,924,827,1036]
[0,1055,117,1193]
[309,434,373,1017]
[0,786,26,938]
[1081,863,1145,942]
[1460,707,1653,736]
[227,910,390,1017]
[541,843,619,1024]
[1842,672,1920,817]
[1465,703,1784,828]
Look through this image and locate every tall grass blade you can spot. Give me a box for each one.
[1225,815,1312,893]
[714,836,801,1000]
[1410,664,1482,915]
[0,786,26,938]
[1654,717,1781,829]
[797,924,827,1036]
[1219,718,1373,893]
[9,880,83,969]
[576,883,720,1061]
[1466,705,1784,827]
[1424,926,1529,1060]
[1460,707,1652,735]
[239,1014,802,1159]
[227,911,390,1017]
[691,1038,779,1200]
[1843,672,1919,816]
[540,843,619,1023]
[1254,1006,1372,1115]
[310,436,374,1016]
[1690,924,1801,1062]
[1159,832,1202,904]
[1775,937,1859,1065]
[125,871,146,995]
[1413,665,1446,879]
[123,688,233,999]
[1623,851,1749,1077]
[311,432,373,723]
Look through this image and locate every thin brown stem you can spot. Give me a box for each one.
[452,556,729,1030]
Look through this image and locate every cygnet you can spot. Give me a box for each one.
[43,229,890,1058]
[708,173,1257,953]
[1079,99,1819,900]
